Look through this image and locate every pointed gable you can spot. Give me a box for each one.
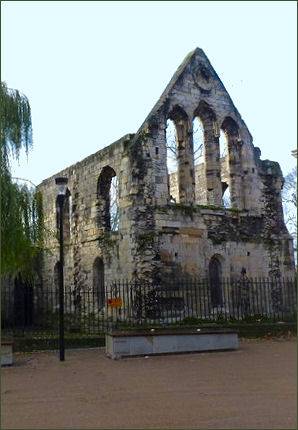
[135,47,252,142]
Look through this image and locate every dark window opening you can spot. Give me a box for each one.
[209,256,223,307]
[93,257,105,309]
[13,275,34,328]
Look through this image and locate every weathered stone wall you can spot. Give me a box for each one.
[38,134,138,294]
[38,48,295,295]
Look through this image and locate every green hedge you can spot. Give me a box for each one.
[9,322,296,352]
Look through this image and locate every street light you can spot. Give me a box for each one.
[55,176,68,361]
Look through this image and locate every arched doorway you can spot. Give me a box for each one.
[209,256,223,307]
[13,275,34,328]
[93,257,105,309]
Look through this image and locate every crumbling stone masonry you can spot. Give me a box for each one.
[38,48,295,299]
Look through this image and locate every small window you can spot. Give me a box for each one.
[222,182,231,208]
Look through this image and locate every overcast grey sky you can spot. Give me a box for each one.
[1,1,297,185]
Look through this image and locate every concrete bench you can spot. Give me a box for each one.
[106,327,239,359]
[1,340,13,366]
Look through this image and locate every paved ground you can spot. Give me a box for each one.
[1,337,296,429]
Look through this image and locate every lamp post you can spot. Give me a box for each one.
[55,177,68,361]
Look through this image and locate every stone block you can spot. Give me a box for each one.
[105,328,239,359]
[1,341,13,366]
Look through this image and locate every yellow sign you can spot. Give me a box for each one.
[107,297,123,308]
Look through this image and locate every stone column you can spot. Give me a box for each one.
[227,138,244,209]
[204,120,222,206]
[176,120,195,204]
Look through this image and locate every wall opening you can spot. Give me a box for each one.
[167,105,194,204]
[166,118,179,203]
[97,166,119,231]
[221,117,242,208]
[193,117,204,166]
[193,101,221,206]
[192,116,205,203]
[13,275,34,327]
[222,183,231,208]
[209,256,223,307]
[219,129,228,159]
[93,257,105,309]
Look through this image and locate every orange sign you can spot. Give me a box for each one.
[107,297,123,308]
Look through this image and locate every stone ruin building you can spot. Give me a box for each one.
[38,48,295,303]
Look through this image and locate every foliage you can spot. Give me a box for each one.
[1,81,44,279]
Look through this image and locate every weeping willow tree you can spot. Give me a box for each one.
[1,81,44,280]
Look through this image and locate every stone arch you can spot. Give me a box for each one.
[166,118,179,202]
[93,257,105,309]
[166,105,195,204]
[193,101,222,206]
[221,117,243,208]
[208,255,223,307]
[97,166,119,231]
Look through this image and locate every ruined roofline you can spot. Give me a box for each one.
[38,133,135,188]
[38,48,254,189]
[133,47,253,143]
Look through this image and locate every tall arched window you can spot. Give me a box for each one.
[193,101,221,206]
[166,118,179,202]
[97,166,119,231]
[93,257,105,309]
[167,105,195,204]
[221,117,242,208]
[219,129,230,207]
[193,117,204,165]
[192,116,205,204]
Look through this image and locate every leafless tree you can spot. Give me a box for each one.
[166,118,204,171]
[282,166,297,255]
[110,175,119,231]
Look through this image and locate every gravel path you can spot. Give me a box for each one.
[1,337,296,429]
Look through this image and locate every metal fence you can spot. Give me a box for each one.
[1,277,297,337]
[106,277,297,327]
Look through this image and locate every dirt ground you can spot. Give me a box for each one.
[1,337,296,429]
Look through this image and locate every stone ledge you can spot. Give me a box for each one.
[106,328,239,359]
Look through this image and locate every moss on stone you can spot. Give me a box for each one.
[136,232,156,252]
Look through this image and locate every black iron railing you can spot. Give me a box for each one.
[106,277,297,327]
[1,277,297,336]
